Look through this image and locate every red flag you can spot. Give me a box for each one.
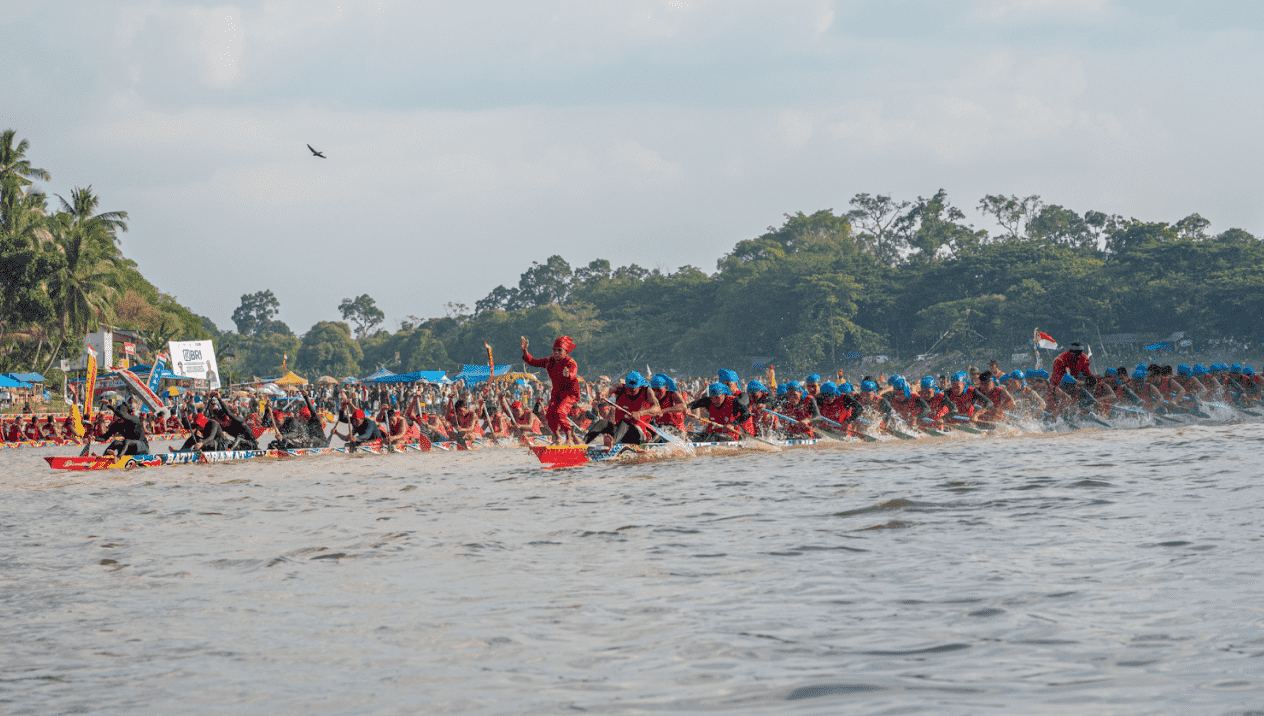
[1036,331,1058,350]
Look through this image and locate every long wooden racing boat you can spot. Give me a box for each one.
[529,438,824,468]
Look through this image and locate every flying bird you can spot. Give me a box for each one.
[307,144,326,158]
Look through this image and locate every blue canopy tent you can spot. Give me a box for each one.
[372,370,451,385]
[0,374,33,389]
[7,372,44,383]
[452,364,512,385]
[363,366,397,382]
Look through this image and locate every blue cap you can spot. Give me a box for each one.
[786,380,802,392]
[951,371,967,383]
[1060,374,1077,385]
[860,380,877,392]
[718,369,740,383]
[920,376,935,389]
[886,374,903,385]
[649,373,677,391]
[1132,368,1147,380]
[747,379,766,393]
[1136,363,1147,370]
[1246,366,1256,376]
[708,382,730,396]
[820,381,838,396]
[1032,369,1050,380]
[840,382,855,394]
[1177,364,1191,376]
[1192,364,1207,375]
[806,373,821,384]
[1104,368,1118,377]
[1231,363,1243,373]
[776,384,787,396]
[624,371,646,388]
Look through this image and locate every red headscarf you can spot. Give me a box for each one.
[553,335,576,353]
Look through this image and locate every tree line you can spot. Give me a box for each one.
[222,189,1264,381]
[0,130,209,384]
[5,126,1261,382]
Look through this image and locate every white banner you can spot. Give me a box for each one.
[168,340,221,389]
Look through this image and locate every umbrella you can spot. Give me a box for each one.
[317,376,338,385]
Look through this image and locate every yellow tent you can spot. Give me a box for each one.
[275,371,309,386]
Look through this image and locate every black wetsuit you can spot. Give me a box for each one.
[100,408,149,455]
[178,419,227,452]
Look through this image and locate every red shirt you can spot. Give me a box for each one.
[1049,351,1092,392]
[523,349,580,401]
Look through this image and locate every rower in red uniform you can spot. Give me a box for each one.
[649,374,688,436]
[584,371,660,446]
[974,372,1015,423]
[522,335,581,445]
[686,383,751,441]
[779,382,819,437]
[1048,342,1092,403]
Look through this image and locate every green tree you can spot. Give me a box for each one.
[339,294,386,339]
[847,193,910,265]
[232,290,290,336]
[43,213,117,372]
[895,189,987,264]
[0,129,51,229]
[977,194,1042,241]
[297,321,364,378]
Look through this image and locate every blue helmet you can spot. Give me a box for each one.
[819,381,838,396]
[805,373,821,384]
[950,371,967,383]
[860,380,877,392]
[892,377,911,399]
[1192,363,1208,375]
[1177,364,1191,376]
[1132,368,1148,380]
[840,382,855,394]
[920,376,935,389]
[886,374,903,386]
[1104,367,1118,377]
[624,371,646,388]
[708,382,730,397]
[718,369,740,384]
[1231,363,1244,373]
[1031,369,1050,380]
[649,373,677,391]
[776,384,788,396]
[1009,370,1025,382]
[786,380,802,392]
[747,379,767,393]
[1246,366,1256,376]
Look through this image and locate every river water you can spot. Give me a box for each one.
[3,421,1263,715]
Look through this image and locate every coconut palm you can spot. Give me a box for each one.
[42,214,117,373]
[0,129,51,230]
[57,185,128,250]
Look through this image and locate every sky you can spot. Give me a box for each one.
[5,0,1264,334]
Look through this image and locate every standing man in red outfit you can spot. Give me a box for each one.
[1048,342,1092,403]
[522,335,582,445]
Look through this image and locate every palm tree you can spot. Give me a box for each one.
[57,185,128,250]
[43,214,117,373]
[0,129,51,231]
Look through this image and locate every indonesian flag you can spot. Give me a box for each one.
[1036,331,1058,350]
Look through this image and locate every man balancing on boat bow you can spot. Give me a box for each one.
[1048,342,1092,403]
[521,334,582,445]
